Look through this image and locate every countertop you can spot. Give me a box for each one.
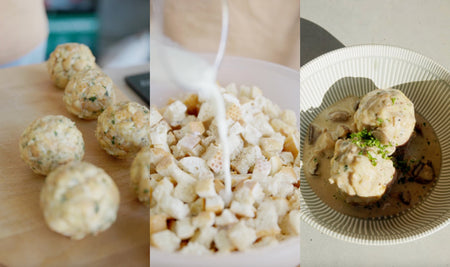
[300,1,450,266]
[0,63,149,266]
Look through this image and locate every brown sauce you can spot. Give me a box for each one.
[303,96,441,218]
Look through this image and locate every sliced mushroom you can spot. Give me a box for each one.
[353,100,360,111]
[399,190,411,205]
[414,161,435,184]
[328,110,351,122]
[331,124,351,140]
[304,155,319,176]
[414,123,423,137]
[308,123,322,145]
[412,161,424,177]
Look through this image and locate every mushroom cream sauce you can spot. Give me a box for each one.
[303,96,441,218]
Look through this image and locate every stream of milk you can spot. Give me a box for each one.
[151,0,232,204]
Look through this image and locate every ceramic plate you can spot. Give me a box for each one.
[300,45,450,245]
[150,55,300,267]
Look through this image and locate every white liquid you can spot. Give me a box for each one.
[151,39,233,205]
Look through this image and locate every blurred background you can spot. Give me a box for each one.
[152,0,300,70]
[45,0,149,68]
[0,0,149,69]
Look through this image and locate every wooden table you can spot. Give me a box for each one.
[0,64,148,266]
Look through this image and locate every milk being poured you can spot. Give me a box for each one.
[150,0,232,204]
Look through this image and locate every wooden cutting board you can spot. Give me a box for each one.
[0,64,148,266]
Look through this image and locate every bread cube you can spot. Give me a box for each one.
[163,100,187,126]
[280,210,300,235]
[195,178,216,198]
[149,106,163,127]
[280,109,297,126]
[151,230,181,252]
[227,221,257,251]
[183,94,200,115]
[251,113,274,136]
[215,209,238,226]
[284,130,300,157]
[229,200,255,218]
[197,102,215,122]
[191,226,218,248]
[214,229,235,253]
[252,158,271,180]
[202,144,223,174]
[150,120,170,152]
[231,145,262,174]
[173,181,196,203]
[150,214,167,234]
[180,242,211,255]
[173,217,196,239]
[192,211,215,228]
[181,120,205,136]
[253,201,281,238]
[205,195,225,213]
[242,123,262,146]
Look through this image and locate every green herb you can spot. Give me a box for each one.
[88,96,97,102]
[54,131,58,136]
[143,189,149,194]
[111,119,115,125]
[366,152,377,166]
[144,110,149,114]
[377,118,384,125]
[344,165,349,171]
[112,136,115,145]
[313,158,317,163]
[350,129,392,165]
[105,90,109,96]
[391,97,396,104]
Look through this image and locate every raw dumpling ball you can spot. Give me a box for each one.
[40,161,120,240]
[96,102,150,159]
[130,146,150,205]
[63,68,116,120]
[47,43,96,89]
[329,139,395,204]
[19,115,85,175]
[354,89,415,146]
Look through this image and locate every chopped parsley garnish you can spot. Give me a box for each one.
[54,131,58,136]
[344,165,349,171]
[391,97,396,104]
[366,152,377,166]
[377,118,384,125]
[111,119,115,125]
[350,129,392,166]
[105,90,109,96]
[88,96,97,102]
[112,136,116,145]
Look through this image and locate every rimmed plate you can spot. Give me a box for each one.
[300,44,450,245]
[150,55,300,267]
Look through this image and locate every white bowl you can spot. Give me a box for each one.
[150,55,300,267]
[300,45,450,245]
